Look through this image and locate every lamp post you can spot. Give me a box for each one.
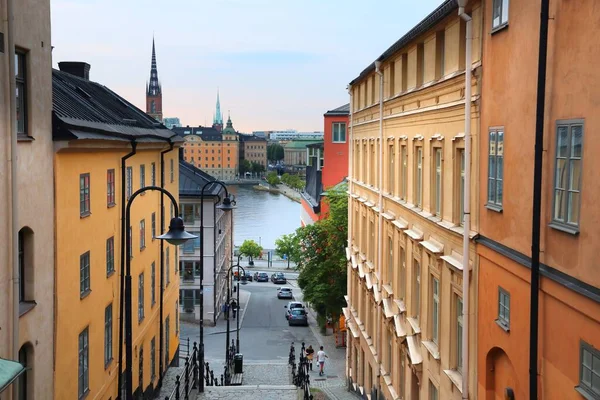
[198,180,235,393]
[119,185,197,400]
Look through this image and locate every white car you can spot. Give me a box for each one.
[277,287,293,299]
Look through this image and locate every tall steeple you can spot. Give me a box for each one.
[146,37,163,121]
[212,89,224,132]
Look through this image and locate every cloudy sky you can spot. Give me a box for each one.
[51,0,442,132]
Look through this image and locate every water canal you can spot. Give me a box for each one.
[228,185,301,249]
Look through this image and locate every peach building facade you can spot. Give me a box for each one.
[345,1,482,399]
[476,0,600,399]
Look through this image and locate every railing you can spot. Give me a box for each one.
[289,342,313,400]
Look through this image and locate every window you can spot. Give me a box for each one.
[429,381,439,400]
[387,333,393,374]
[387,237,393,285]
[151,337,156,381]
[415,147,423,208]
[151,262,156,306]
[80,173,90,216]
[140,219,146,250]
[80,252,90,296]
[431,277,440,344]
[182,204,195,224]
[436,31,445,80]
[175,301,179,334]
[457,149,465,225]
[388,144,395,195]
[18,344,31,400]
[389,60,396,97]
[18,228,33,304]
[126,166,133,200]
[151,212,156,240]
[552,121,583,232]
[138,272,145,322]
[16,51,28,136]
[401,145,408,200]
[417,43,425,86]
[400,246,406,300]
[151,162,156,186]
[105,304,113,367]
[166,247,170,286]
[128,226,133,259]
[579,341,600,398]
[414,260,421,321]
[492,0,509,29]
[456,296,464,371]
[170,158,174,182]
[139,345,144,391]
[370,142,376,185]
[18,229,25,302]
[106,236,115,275]
[333,123,346,143]
[497,288,510,330]
[487,129,504,209]
[369,220,375,262]
[140,164,146,188]
[400,352,405,398]
[78,327,89,399]
[433,148,442,216]
[165,316,170,366]
[107,169,116,206]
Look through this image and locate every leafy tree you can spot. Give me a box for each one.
[291,184,348,327]
[239,159,253,175]
[266,172,280,186]
[251,162,265,173]
[275,233,298,269]
[239,239,263,265]
[267,144,284,162]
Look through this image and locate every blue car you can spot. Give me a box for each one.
[288,308,308,326]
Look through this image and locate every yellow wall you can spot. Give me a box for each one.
[54,144,180,399]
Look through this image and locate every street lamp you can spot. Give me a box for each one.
[198,180,235,393]
[118,186,197,400]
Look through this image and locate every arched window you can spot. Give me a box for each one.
[18,227,34,305]
[18,343,34,400]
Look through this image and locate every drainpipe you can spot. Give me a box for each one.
[530,0,550,398]
[117,141,136,398]
[346,84,353,381]
[159,141,174,387]
[457,2,471,399]
[374,60,384,397]
[7,0,20,397]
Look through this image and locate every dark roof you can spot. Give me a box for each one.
[52,69,180,143]
[171,126,231,142]
[239,134,267,142]
[349,0,457,86]
[307,142,324,149]
[324,103,350,116]
[179,160,223,197]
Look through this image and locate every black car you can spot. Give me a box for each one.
[256,272,269,282]
[272,273,286,284]
[242,271,253,282]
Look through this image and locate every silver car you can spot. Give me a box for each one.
[277,287,293,299]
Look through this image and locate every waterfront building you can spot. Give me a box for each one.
[476,0,600,398]
[301,103,349,226]
[146,38,163,122]
[268,130,324,142]
[163,117,182,129]
[52,62,182,399]
[283,140,323,172]
[345,1,482,399]
[0,0,55,395]
[239,133,268,169]
[178,157,233,325]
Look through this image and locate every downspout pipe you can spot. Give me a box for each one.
[159,141,174,388]
[374,60,384,397]
[117,141,137,399]
[458,2,472,399]
[7,0,20,394]
[530,0,550,398]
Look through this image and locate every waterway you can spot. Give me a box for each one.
[228,185,301,249]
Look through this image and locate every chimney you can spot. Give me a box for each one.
[58,61,91,80]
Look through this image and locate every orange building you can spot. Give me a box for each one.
[476,0,600,399]
[301,104,349,226]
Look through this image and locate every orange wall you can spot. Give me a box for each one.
[301,197,321,224]
[322,114,349,188]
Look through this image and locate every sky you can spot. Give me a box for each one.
[51,0,443,133]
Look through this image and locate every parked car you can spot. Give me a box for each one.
[277,287,293,299]
[288,308,308,326]
[242,271,253,282]
[285,301,304,319]
[271,272,287,284]
[256,272,269,282]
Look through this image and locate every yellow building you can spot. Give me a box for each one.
[345,1,481,399]
[0,0,55,396]
[52,62,182,399]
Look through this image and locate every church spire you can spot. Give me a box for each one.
[146,37,163,121]
[147,37,161,96]
[214,89,223,125]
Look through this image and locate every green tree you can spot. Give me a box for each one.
[275,233,298,269]
[280,173,290,185]
[251,162,265,173]
[266,172,280,186]
[239,239,263,266]
[239,159,253,175]
[267,144,284,162]
[291,184,348,328]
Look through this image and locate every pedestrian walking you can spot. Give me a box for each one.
[305,345,315,371]
[231,299,238,319]
[316,346,328,376]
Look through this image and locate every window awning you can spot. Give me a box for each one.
[420,238,444,254]
[365,273,373,290]
[392,218,408,230]
[347,321,361,338]
[382,212,395,221]
[441,254,464,271]
[382,298,397,319]
[345,247,351,261]
[365,201,375,207]
[393,315,406,338]
[404,228,424,241]
[0,358,26,393]
[372,284,382,304]
[357,262,366,279]
[351,255,358,270]
[406,336,423,365]
[342,307,352,321]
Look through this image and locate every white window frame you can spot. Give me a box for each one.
[104,304,113,367]
[578,341,600,399]
[388,144,395,195]
[497,287,510,331]
[400,145,408,201]
[433,147,442,217]
[140,164,146,188]
[138,272,145,322]
[551,120,583,234]
[78,327,89,399]
[492,0,509,30]
[487,128,504,210]
[332,122,347,143]
[431,276,440,344]
[414,259,421,321]
[415,146,423,208]
[456,296,463,372]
